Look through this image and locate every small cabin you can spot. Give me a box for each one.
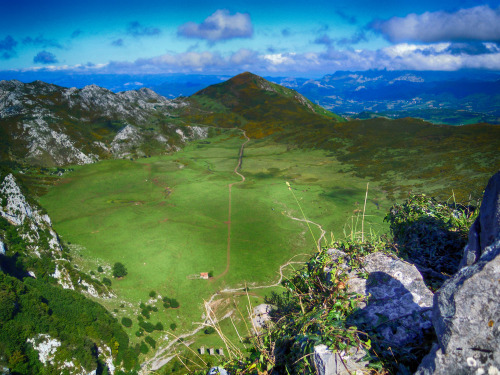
[200,272,209,280]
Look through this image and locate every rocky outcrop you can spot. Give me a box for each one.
[314,344,368,375]
[348,252,434,348]
[460,171,500,268]
[416,171,500,375]
[315,250,434,374]
[251,304,274,331]
[0,79,205,166]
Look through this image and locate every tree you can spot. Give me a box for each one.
[148,290,156,298]
[97,266,104,273]
[112,262,127,278]
[170,323,177,331]
[121,317,132,328]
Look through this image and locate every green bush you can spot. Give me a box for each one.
[170,323,177,331]
[121,317,133,328]
[112,262,127,278]
[97,266,104,273]
[154,322,163,331]
[149,290,156,298]
[140,341,149,354]
[139,321,155,333]
[145,336,156,349]
[102,277,112,287]
[204,327,216,335]
[170,299,179,308]
[385,193,477,276]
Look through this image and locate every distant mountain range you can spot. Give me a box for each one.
[2,69,499,125]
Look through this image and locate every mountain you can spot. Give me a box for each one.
[270,70,500,125]
[0,80,207,166]
[185,72,344,138]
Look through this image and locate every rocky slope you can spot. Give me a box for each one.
[0,80,207,166]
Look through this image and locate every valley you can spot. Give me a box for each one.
[39,128,392,370]
[1,72,499,374]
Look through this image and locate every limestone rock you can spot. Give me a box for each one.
[251,304,274,331]
[416,170,500,375]
[348,252,433,348]
[460,171,500,268]
[415,238,500,375]
[314,344,369,375]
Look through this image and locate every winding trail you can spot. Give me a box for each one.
[287,214,327,251]
[212,131,250,281]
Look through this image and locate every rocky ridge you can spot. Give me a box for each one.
[0,80,206,165]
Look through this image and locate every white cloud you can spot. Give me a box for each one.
[373,5,500,43]
[17,42,500,75]
[177,9,253,42]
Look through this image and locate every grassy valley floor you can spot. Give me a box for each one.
[39,129,402,369]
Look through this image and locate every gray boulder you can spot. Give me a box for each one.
[314,344,368,375]
[348,252,434,348]
[460,171,500,268]
[315,251,434,374]
[415,238,500,375]
[416,171,500,375]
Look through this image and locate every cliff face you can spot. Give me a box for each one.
[0,173,112,296]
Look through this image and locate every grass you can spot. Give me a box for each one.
[38,129,394,367]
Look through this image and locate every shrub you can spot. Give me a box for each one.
[154,322,163,331]
[121,317,133,328]
[135,330,143,337]
[140,341,149,354]
[139,321,155,333]
[204,327,216,335]
[170,299,179,308]
[170,323,177,331]
[97,266,104,273]
[145,336,156,349]
[102,277,112,287]
[152,306,158,312]
[149,290,156,298]
[112,262,127,278]
[140,309,150,319]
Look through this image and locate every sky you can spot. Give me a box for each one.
[1,0,500,77]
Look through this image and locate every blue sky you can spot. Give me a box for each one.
[1,0,500,76]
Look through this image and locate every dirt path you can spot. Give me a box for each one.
[287,215,327,250]
[140,131,329,373]
[212,131,250,281]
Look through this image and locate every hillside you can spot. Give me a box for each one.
[184,72,344,137]
[0,80,207,167]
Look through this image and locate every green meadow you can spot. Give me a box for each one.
[40,129,394,363]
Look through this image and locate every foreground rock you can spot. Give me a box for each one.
[348,252,434,349]
[460,171,500,268]
[314,251,434,374]
[416,171,500,375]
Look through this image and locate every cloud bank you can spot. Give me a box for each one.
[373,5,500,43]
[22,41,500,75]
[178,9,253,42]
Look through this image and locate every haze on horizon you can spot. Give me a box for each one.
[1,0,500,78]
